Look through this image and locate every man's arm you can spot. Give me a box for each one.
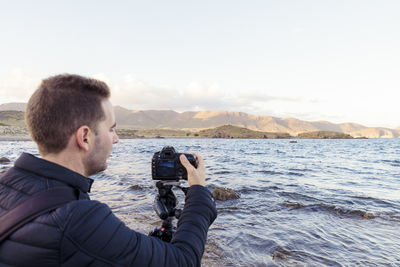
[59,189,216,266]
[59,153,217,266]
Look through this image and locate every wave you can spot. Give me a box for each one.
[255,170,305,176]
[212,170,231,175]
[352,195,400,209]
[282,201,375,219]
[237,185,280,194]
[272,247,343,266]
[278,191,321,202]
[282,201,400,221]
[288,167,314,172]
[287,171,305,176]
[381,159,400,167]
[255,170,284,175]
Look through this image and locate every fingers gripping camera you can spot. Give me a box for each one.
[152,146,198,181]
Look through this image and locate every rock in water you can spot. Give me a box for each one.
[362,212,375,219]
[272,248,291,261]
[129,185,144,190]
[212,187,240,201]
[0,157,11,164]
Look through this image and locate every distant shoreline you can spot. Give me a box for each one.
[0,125,371,140]
[0,135,373,142]
[0,136,31,141]
[1,108,399,138]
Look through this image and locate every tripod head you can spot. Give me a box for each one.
[149,181,188,242]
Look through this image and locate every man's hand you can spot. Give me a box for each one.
[179,153,206,187]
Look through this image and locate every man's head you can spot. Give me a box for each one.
[26,74,110,154]
[26,74,118,175]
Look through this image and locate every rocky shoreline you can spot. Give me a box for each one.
[0,126,29,140]
[0,126,30,141]
[0,125,367,140]
[0,136,31,141]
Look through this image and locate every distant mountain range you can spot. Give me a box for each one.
[1,102,399,138]
[113,106,399,138]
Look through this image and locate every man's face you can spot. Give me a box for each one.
[85,100,119,176]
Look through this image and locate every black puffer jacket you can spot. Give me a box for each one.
[0,153,217,266]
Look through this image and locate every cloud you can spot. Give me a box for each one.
[0,69,41,103]
[3,70,396,128]
[97,74,302,115]
[0,70,313,117]
[293,27,305,33]
[95,74,222,111]
[235,91,301,104]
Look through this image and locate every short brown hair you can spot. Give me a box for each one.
[26,74,110,154]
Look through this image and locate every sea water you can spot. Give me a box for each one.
[1,139,399,266]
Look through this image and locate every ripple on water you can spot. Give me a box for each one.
[272,247,344,266]
[282,201,377,219]
[222,232,279,266]
[380,159,400,167]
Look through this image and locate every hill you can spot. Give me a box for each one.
[1,103,399,138]
[0,111,26,127]
[116,128,190,138]
[115,125,357,139]
[197,125,291,138]
[115,125,292,139]
[298,131,353,139]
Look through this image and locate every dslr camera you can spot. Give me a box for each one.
[152,146,198,181]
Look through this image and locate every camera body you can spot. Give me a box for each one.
[152,146,198,181]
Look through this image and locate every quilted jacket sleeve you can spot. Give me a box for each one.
[59,185,217,267]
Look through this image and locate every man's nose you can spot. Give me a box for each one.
[113,132,119,144]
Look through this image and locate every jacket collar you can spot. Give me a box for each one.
[14,152,94,193]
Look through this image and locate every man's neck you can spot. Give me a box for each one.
[42,152,87,177]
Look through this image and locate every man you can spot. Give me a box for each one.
[0,74,217,266]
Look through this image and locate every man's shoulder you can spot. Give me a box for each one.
[53,198,112,227]
[0,166,48,195]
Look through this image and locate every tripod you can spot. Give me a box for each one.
[149,181,188,242]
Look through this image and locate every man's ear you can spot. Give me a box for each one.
[75,126,91,151]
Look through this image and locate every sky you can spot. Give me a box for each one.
[0,0,399,129]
